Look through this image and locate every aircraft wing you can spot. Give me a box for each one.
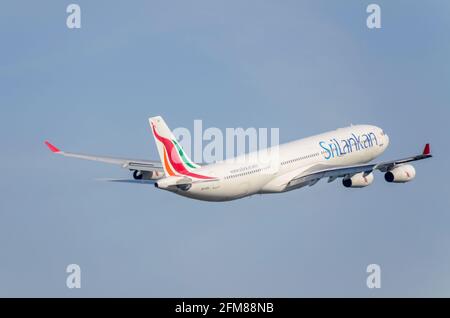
[44,141,164,173]
[289,143,432,187]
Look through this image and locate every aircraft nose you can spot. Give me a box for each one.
[384,133,390,147]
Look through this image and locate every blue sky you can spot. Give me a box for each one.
[0,0,449,297]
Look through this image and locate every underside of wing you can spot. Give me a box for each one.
[289,143,432,188]
[374,143,432,172]
[289,163,376,188]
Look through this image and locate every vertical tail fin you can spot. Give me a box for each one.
[149,116,200,177]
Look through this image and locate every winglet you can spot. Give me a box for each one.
[422,143,431,155]
[44,141,61,153]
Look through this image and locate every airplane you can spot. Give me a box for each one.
[45,116,432,202]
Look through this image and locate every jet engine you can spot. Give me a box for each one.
[132,170,162,180]
[384,164,416,183]
[342,172,374,188]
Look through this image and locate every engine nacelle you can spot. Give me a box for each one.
[342,172,374,188]
[384,164,416,183]
[132,170,163,180]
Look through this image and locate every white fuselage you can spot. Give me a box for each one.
[164,125,390,201]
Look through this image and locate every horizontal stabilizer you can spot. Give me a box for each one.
[96,178,156,185]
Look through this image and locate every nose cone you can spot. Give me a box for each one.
[384,133,390,148]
